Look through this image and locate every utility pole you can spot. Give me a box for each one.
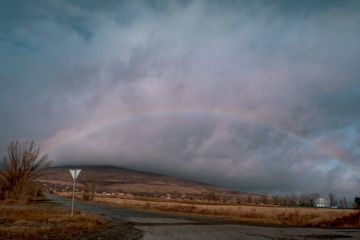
[69,169,81,217]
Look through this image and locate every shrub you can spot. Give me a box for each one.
[0,140,50,201]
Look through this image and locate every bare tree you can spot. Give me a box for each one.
[342,196,348,208]
[272,195,281,205]
[329,192,336,207]
[0,140,50,200]
[354,197,360,209]
[83,177,97,201]
[261,195,268,205]
[309,193,320,207]
[339,196,348,209]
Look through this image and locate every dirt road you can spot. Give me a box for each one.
[48,195,360,240]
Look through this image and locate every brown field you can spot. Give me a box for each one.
[0,205,110,240]
[86,195,359,227]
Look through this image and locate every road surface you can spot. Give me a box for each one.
[48,195,360,240]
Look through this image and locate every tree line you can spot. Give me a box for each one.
[246,192,352,208]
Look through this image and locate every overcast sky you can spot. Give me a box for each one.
[1,0,360,197]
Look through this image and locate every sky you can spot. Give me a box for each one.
[1,0,360,197]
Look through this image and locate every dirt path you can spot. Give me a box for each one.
[48,195,360,240]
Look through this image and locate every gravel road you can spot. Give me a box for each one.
[48,195,360,240]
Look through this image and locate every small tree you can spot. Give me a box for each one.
[354,197,360,209]
[261,195,268,205]
[342,196,348,209]
[339,196,348,209]
[0,140,50,200]
[83,178,97,201]
[329,192,337,207]
[309,193,320,207]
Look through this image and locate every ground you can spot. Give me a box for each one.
[49,195,360,240]
[0,203,110,240]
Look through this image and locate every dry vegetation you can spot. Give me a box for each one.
[0,206,110,240]
[0,140,110,239]
[0,140,49,201]
[91,195,359,227]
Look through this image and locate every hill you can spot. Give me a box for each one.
[37,165,253,202]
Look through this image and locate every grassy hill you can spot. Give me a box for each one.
[37,165,253,202]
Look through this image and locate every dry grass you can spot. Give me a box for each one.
[93,196,359,227]
[0,196,49,206]
[0,206,110,240]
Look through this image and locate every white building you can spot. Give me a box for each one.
[315,197,330,208]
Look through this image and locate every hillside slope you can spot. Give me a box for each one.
[37,165,250,201]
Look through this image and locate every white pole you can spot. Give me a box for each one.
[71,170,76,217]
[69,169,81,218]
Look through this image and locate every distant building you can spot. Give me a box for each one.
[315,197,330,208]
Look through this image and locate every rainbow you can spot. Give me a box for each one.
[44,108,318,153]
[42,107,341,163]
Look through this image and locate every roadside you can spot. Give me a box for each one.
[49,194,360,240]
[64,193,358,228]
[47,194,202,240]
[0,202,110,240]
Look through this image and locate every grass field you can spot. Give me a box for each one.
[0,204,110,240]
[87,195,359,227]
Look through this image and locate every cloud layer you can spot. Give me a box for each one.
[1,0,360,196]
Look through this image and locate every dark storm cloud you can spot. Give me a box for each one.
[1,0,360,196]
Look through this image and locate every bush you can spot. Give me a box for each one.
[0,140,50,201]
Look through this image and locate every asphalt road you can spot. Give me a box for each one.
[48,195,360,240]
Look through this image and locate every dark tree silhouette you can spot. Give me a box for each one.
[355,197,360,209]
